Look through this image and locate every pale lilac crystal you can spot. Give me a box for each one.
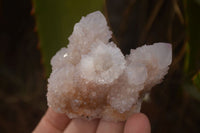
[79,40,126,84]
[47,11,172,121]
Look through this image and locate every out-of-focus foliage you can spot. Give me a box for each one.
[33,0,104,75]
[194,0,200,5]
[184,0,200,73]
[183,0,200,101]
[193,71,200,89]
[183,83,200,101]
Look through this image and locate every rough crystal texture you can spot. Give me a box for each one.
[47,11,172,121]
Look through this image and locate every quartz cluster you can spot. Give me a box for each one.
[47,11,172,121]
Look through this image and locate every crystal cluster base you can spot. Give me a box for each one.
[47,11,172,121]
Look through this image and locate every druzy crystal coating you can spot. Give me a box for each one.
[47,11,172,121]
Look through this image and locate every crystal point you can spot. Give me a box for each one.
[47,11,172,121]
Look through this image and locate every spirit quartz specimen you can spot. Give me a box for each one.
[47,11,172,121]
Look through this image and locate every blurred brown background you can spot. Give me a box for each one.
[0,0,46,132]
[0,0,200,132]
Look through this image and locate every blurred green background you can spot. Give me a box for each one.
[0,0,200,132]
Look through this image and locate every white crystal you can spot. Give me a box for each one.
[79,40,126,84]
[69,11,112,45]
[125,63,147,85]
[51,47,69,70]
[66,11,112,65]
[47,11,172,122]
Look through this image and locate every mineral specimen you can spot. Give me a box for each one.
[47,11,172,121]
